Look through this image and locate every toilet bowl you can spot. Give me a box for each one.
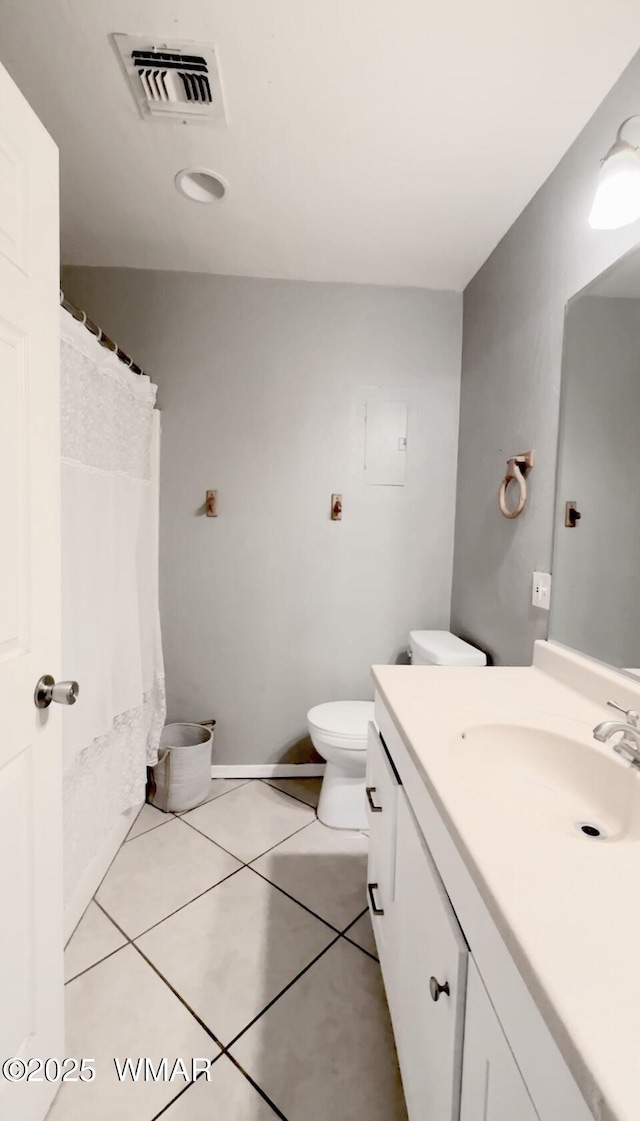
[307,701,373,830]
[309,632,486,830]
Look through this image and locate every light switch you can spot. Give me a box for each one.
[532,571,552,610]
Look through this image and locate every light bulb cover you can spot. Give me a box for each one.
[588,140,640,230]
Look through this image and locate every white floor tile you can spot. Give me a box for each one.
[162,1057,280,1119]
[47,946,217,1121]
[182,781,315,863]
[64,902,127,982]
[137,867,335,1044]
[263,777,322,808]
[127,802,172,841]
[96,817,241,938]
[251,819,368,929]
[175,778,252,813]
[230,938,406,1121]
[345,910,378,958]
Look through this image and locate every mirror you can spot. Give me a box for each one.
[550,243,640,675]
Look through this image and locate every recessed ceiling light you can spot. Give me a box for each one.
[175,167,227,203]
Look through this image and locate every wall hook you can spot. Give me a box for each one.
[206,490,218,517]
[331,494,342,521]
[498,450,534,519]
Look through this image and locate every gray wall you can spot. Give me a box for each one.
[551,295,640,669]
[62,268,462,764]
[451,50,640,666]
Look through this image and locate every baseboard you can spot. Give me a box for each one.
[63,801,142,943]
[211,763,326,778]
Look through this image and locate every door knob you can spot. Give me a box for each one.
[34,675,79,709]
[429,976,450,1002]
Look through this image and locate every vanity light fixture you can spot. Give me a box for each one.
[589,116,640,229]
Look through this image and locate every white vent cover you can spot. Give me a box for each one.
[112,34,226,126]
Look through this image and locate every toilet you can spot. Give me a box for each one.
[308,630,486,829]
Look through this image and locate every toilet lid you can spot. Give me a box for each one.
[307,700,374,740]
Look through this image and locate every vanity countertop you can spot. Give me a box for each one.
[372,641,640,1121]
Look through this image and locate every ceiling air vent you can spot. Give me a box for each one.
[112,34,227,126]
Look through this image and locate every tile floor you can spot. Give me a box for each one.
[49,778,407,1121]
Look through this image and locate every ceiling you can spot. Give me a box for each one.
[1,1,640,290]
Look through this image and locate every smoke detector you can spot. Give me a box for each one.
[112,34,227,126]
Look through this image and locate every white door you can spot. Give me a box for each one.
[0,60,63,1121]
[460,961,540,1121]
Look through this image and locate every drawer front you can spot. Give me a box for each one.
[366,722,399,970]
[394,789,468,1121]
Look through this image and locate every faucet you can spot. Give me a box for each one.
[593,701,640,767]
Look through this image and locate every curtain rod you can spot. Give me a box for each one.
[59,290,146,377]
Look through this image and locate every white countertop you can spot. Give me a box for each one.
[371,641,640,1121]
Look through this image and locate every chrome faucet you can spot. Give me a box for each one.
[593,701,640,767]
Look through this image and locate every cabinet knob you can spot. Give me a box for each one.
[429,976,450,1002]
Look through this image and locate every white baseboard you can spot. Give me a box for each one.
[64,801,142,943]
[211,763,326,779]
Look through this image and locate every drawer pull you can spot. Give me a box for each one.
[429,976,450,1002]
[368,882,384,916]
[366,786,383,813]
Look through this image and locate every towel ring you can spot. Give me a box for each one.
[498,451,535,519]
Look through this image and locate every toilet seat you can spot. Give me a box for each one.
[307,701,373,750]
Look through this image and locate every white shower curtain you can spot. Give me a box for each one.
[60,309,165,900]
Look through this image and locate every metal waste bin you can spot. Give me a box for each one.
[148,721,215,813]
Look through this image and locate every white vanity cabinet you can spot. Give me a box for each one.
[460,961,540,1121]
[369,698,594,1121]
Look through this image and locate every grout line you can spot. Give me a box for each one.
[180,806,317,867]
[131,939,226,1051]
[341,932,379,962]
[174,777,253,816]
[149,1066,224,1120]
[64,941,130,986]
[224,1052,290,1120]
[225,934,342,1052]
[125,816,175,843]
[260,777,320,811]
[244,816,317,864]
[340,907,368,935]
[128,864,245,941]
[173,813,250,864]
[246,864,343,935]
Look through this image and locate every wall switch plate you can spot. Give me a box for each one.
[532,571,552,610]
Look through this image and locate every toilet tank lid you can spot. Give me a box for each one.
[307,700,374,738]
[410,630,486,666]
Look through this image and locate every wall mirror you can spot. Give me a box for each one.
[550,242,640,675]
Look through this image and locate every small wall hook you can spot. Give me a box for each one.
[331,494,342,521]
[206,490,218,517]
[498,450,535,519]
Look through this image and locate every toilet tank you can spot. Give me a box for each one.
[409,630,486,667]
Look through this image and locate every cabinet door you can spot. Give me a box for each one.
[394,790,468,1121]
[366,722,399,977]
[460,961,540,1121]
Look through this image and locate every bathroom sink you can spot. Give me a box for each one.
[451,722,640,842]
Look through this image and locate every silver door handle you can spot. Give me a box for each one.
[34,675,79,709]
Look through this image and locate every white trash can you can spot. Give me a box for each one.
[148,722,214,813]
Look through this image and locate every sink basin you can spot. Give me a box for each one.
[450,722,640,842]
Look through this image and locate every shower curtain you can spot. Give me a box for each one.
[60,308,165,905]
